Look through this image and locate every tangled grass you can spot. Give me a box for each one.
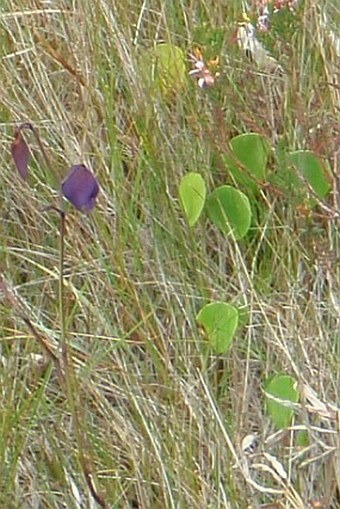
[0,1,339,508]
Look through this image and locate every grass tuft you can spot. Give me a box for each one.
[0,1,339,508]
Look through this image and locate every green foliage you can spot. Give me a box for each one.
[192,25,225,54]
[141,43,186,96]
[268,143,304,203]
[196,302,239,354]
[206,185,251,239]
[270,4,303,43]
[225,133,270,193]
[265,374,299,429]
[179,172,206,226]
[296,429,309,447]
[288,150,332,200]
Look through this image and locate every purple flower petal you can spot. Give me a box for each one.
[61,164,99,212]
[11,129,30,180]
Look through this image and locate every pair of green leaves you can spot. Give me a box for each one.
[179,174,251,240]
[196,302,300,430]
[179,133,271,239]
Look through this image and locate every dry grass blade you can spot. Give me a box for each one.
[0,0,339,507]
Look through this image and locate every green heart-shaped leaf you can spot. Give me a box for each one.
[179,172,206,226]
[141,43,186,96]
[288,150,331,199]
[197,302,239,354]
[265,374,299,429]
[206,185,251,239]
[224,133,270,192]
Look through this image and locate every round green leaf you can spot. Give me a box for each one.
[230,133,270,180]
[224,133,270,192]
[197,302,239,354]
[288,150,331,199]
[265,374,299,429]
[179,172,206,226]
[141,43,186,95]
[206,185,251,239]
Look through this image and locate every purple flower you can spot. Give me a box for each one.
[11,128,30,180]
[61,164,99,212]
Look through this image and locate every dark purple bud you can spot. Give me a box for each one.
[61,164,99,212]
[11,128,30,180]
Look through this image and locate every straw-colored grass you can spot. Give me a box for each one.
[0,1,339,508]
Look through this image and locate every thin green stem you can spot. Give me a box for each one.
[58,210,108,509]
